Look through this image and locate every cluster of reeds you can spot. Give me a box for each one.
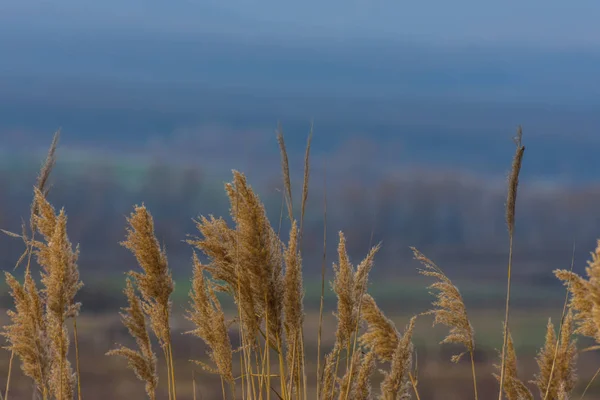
[2,126,599,400]
[2,131,83,400]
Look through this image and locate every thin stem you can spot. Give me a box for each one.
[408,372,421,400]
[162,347,172,400]
[316,163,327,400]
[59,321,64,400]
[544,242,576,400]
[276,334,287,400]
[498,236,514,400]
[4,350,14,400]
[469,350,478,400]
[73,318,82,400]
[266,294,271,400]
[580,367,600,400]
[168,341,177,400]
[192,370,197,400]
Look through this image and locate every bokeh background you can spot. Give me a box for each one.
[2,1,600,398]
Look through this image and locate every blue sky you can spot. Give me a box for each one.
[2,0,600,49]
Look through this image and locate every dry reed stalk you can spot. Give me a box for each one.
[2,130,60,399]
[543,244,576,400]
[380,316,417,400]
[320,233,379,400]
[73,318,81,400]
[499,126,525,400]
[299,127,313,400]
[532,314,577,400]
[107,278,158,400]
[2,130,61,400]
[316,162,328,400]
[299,125,313,241]
[555,239,600,344]
[188,171,290,399]
[344,226,382,400]
[493,332,533,400]
[186,253,234,385]
[3,270,52,398]
[33,197,83,400]
[283,221,304,396]
[119,205,176,399]
[331,232,379,352]
[352,350,375,400]
[277,125,294,223]
[192,370,197,400]
[359,294,399,362]
[413,247,478,400]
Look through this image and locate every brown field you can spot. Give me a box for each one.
[0,309,598,399]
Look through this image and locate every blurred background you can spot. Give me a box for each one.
[1,1,600,398]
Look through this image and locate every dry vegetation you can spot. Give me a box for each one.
[1,126,600,400]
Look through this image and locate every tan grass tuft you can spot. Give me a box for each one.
[506,126,525,237]
[331,232,380,350]
[359,294,399,362]
[380,316,416,400]
[351,350,375,400]
[107,278,158,400]
[31,191,82,400]
[554,239,600,342]
[413,247,474,362]
[283,220,305,391]
[493,332,533,400]
[121,205,174,349]
[532,313,577,400]
[277,125,294,222]
[3,270,52,396]
[120,204,176,399]
[185,253,234,384]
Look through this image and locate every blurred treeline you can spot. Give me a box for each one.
[1,153,598,290]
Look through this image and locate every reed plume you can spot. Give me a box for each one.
[351,350,375,400]
[29,188,82,400]
[3,270,52,397]
[120,205,176,399]
[3,130,85,400]
[359,294,399,362]
[185,253,234,385]
[532,313,577,400]
[380,316,417,400]
[493,332,533,400]
[283,220,304,392]
[107,279,158,400]
[555,239,600,342]
[413,247,477,399]
[499,127,525,400]
[331,233,380,350]
[226,171,284,343]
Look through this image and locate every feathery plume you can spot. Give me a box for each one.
[283,220,304,389]
[121,205,174,349]
[359,294,399,362]
[413,247,474,362]
[506,126,525,237]
[351,350,375,400]
[555,239,600,342]
[107,279,158,400]
[380,316,417,400]
[185,253,234,384]
[277,125,294,222]
[3,271,52,396]
[493,332,533,400]
[532,314,577,400]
